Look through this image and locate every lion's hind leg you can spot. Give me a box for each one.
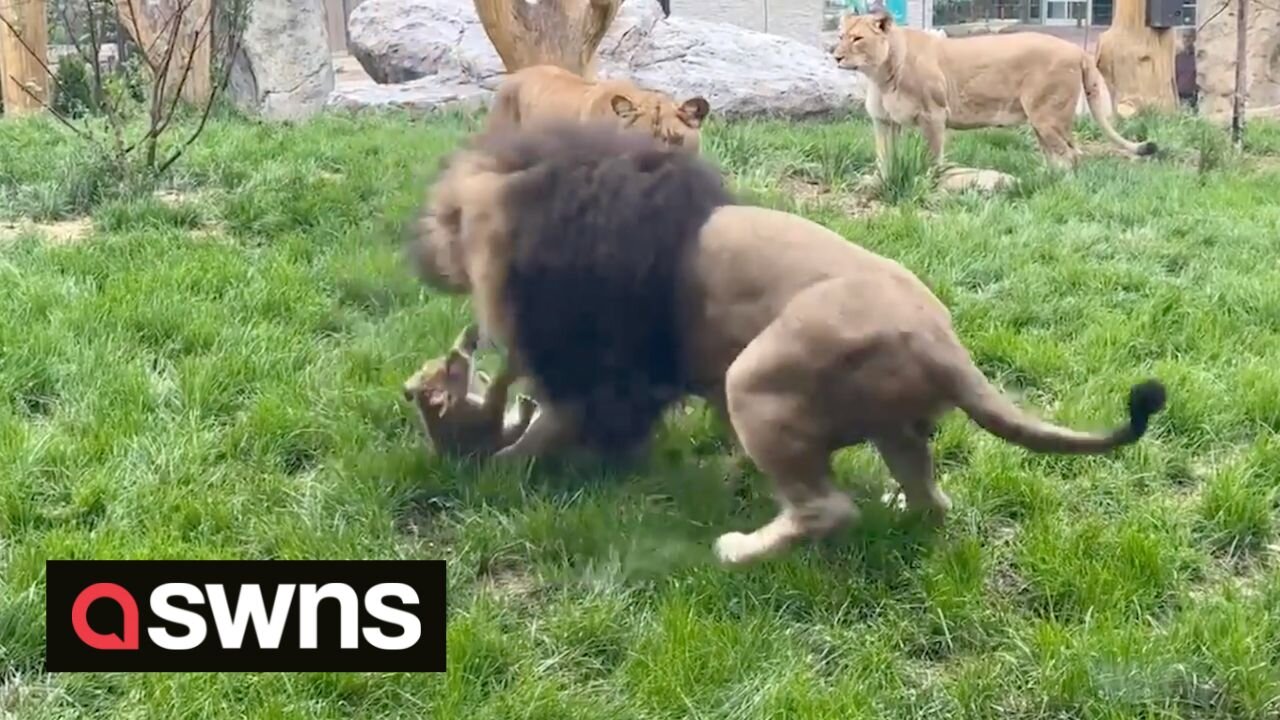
[873,422,952,526]
[714,308,859,566]
[1023,86,1082,170]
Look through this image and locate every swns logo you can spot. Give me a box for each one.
[46,560,445,672]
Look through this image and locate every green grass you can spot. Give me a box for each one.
[3,107,1280,718]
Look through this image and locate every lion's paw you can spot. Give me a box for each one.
[714,531,767,566]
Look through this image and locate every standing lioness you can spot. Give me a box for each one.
[833,10,1156,172]
[486,64,711,152]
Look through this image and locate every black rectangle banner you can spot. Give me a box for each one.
[45,560,446,672]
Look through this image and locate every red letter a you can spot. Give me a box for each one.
[71,582,139,650]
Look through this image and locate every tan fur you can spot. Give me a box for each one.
[402,326,537,458]
[832,10,1156,172]
[412,124,1166,566]
[486,65,711,152]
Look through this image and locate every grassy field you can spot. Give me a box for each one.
[2,107,1280,718]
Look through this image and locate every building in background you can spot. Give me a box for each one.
[927,0,1196,27]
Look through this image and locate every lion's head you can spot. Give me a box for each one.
[609,89,711,153]
[833,10,894,73]
[405,151,505,296]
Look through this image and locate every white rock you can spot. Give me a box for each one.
[229,0,335,121]
[334,0,864,119]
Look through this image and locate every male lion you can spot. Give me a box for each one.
[832,10,1156,172]
[406,121,1167,566]
[486,64,711,152]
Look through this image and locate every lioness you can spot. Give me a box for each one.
[403,325,537,458]
[406,121,1167,566]
[485,64,711,152]
[832,10,1156,172]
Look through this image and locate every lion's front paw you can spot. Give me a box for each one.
[714,531,766,566]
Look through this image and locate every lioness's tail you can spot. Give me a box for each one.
[1081,56,1158,157]
[945,360,1166,454]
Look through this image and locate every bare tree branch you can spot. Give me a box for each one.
[83,0,106,112]
[1198,0,1230,31]
[159,1,244,173]
[58,3,91,65]
[119,0,158,72]
[149,1,211,142]
[6,72,94,140]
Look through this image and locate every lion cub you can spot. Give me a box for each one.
[486,64,711,152]
[403,326,538,459]
[833,9,1156,173]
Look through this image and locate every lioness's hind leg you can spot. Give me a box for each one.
[873,425,951,525]
[1025,92,1081,169]
[715,333,858,566]
[1033,126,1077,170]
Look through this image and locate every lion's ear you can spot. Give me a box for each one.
[869,7,893,32]
[679,97,710,127]
[611,95,638,118]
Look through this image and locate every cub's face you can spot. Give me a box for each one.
[610,92,711,153]
[402,351,470,415]
[833,11,893,72]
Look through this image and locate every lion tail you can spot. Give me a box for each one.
[942,356,1166,454]
[1081,56,1158,157]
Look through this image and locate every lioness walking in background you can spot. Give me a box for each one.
[832,10,1157,174]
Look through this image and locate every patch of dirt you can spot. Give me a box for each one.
[778,175,885,218]
[154,189,199,206]
[1191,542,1280,604]
[0,217,92,245]
[985,521,1030,598]
[478,556,540,603]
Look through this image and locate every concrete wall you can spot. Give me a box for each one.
[672,0,827,45]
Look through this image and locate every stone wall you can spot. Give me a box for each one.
[1196,0,1280,120]
[670,0,827,45]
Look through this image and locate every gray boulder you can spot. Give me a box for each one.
[345,0,506,86]
[229,0,335,121]
[334,0,864,119]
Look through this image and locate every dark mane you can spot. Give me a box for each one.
[482,121,735,452]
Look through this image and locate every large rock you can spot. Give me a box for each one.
[229,0,335,121]
[1196,0,1280,121]
[333,0,864,119]
[345,0,506,86]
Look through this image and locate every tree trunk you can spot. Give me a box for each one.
[0,0,49,115]
[1095,0,1177,116]
[113,0,212,105]
[474,0,620,79]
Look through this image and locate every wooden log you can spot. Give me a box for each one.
[1095,0,1178,116]
[0,0,50,115]
[474,0,620,78]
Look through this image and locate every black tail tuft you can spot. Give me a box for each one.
[659,0,671,17]
[1126,379,1167,439]
[1135,141,1158,157]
